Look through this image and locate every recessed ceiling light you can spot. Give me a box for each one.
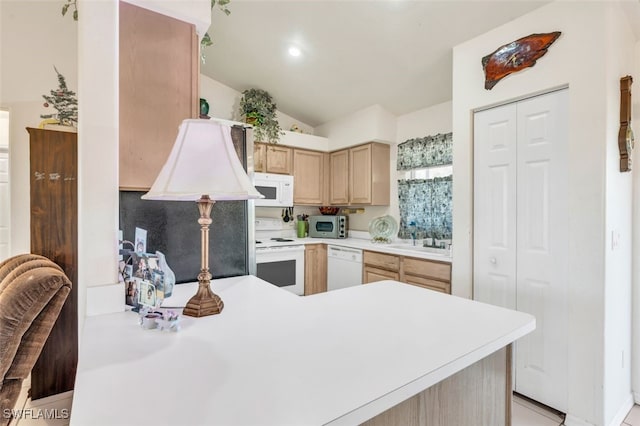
[288,46,301,57]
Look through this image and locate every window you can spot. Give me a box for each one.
[397,133,453,241]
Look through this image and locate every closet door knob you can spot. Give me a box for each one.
[490,257,497,264]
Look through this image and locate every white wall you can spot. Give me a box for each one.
[633,38,640,404]
[315,104,397,150]
[603,5,636,424]
[77,0,120,320]
[200,74,315,135]
[0,111,8,149]
[0,0,78,257]
[452,2,634,425]
[396,100,452,142]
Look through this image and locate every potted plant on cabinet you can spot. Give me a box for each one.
[239,88,284,144]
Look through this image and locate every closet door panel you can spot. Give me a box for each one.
[473,104,517,311]
[515,90,569,412]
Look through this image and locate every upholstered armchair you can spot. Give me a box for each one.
[0,254,72,426]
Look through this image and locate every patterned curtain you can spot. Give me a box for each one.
[397,132,453,240]
[397,132,453,170]
[397,176,452,239]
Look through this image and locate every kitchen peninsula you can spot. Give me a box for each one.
[71,276,534,426]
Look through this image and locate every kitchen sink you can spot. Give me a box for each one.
[387,244,450,256]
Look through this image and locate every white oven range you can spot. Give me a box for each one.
[254,217,305,295]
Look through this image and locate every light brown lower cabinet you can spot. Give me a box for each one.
[304,244,327,295]
[363,250,452,294]
[363,266,400,283]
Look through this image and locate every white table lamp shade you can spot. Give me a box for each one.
[142,119,264,201]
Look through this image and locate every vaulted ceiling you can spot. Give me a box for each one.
[201,1,555,127]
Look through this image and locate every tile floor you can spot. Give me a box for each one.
[513,396,640,426]
[624,404,640,426]
[513,394,564,426]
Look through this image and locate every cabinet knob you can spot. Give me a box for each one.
[490,257,497,264]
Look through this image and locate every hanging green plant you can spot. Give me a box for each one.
[201,0,231,62]
[239,89,284,144]
[61,0,78,20]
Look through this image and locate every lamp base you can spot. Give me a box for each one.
[182,280,224,317]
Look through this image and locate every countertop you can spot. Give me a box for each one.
[71,275,534,426]
[290,235,452,263]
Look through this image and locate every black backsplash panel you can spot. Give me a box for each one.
[119,193,248,283]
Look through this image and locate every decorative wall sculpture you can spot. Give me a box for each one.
[482,31,561,90]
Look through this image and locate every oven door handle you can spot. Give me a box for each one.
[257,245,306,254]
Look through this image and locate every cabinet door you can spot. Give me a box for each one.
[403,274,451,294]
[28,128,78,399]
[304,244,327,295]
[402,257,451,282]
[363,250,400,271]
[119,2,198,190]
[363,265,400,283]
[293,149,324,205]
[330,149,349,205]
[254,143,266,173]
[265,145,292,174]
[349,144,372,204]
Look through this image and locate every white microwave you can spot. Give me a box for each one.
[254,173,294,207]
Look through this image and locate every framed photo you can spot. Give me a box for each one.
[125,278,139,308]
[138,279,157,308]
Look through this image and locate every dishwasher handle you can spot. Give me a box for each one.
[327,245,363,262]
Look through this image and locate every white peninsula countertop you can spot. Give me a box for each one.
[71,275,534,426]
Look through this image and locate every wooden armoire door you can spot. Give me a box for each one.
[27,127,78,399]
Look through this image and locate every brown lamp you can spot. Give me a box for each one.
[142,119,263,317]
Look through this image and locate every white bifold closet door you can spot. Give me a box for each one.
[473,89,569,412]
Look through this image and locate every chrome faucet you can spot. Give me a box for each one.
[409,221,417,246]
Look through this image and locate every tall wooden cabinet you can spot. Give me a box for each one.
[27,128,78,399]
[119,1,198,190]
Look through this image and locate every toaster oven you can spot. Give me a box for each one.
[308,215,348,239]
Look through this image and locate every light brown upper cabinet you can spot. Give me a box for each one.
[254,143,292,175]
[330,142,390,206]
[293,149,328,205]
[119,1,198,190]
[329,149,350,205]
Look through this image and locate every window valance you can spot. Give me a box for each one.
[397,132,453,170]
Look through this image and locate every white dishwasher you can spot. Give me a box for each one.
[327,245,363,291]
